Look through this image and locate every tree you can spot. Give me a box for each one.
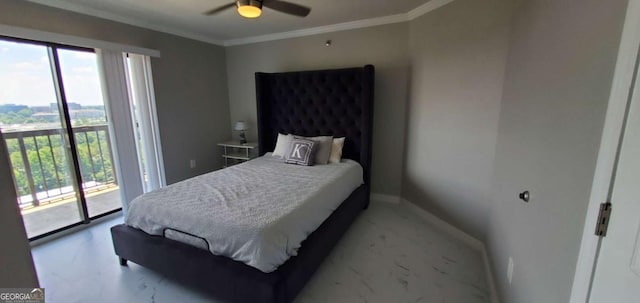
[4,128,115,205]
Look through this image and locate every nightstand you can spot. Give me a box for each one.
[218,141,257,167]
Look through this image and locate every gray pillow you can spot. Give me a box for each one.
[285,139,317,166]
[294,135,333,165]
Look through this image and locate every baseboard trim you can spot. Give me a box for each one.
[371,193,500,303]
[400,199,483,249]
[481,245,500,303]
[370,193,401,204]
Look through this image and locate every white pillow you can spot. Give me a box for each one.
[272,133,293,157]
[329,137,345,164]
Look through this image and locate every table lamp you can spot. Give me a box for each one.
[234,121,249,144]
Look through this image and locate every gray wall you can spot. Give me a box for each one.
[225,23,410,196]
[487,1,627,302]
[403,0,514,239]
[0,132,39,287]
[0,0,231,184]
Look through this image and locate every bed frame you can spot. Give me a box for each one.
[111,65,374,303]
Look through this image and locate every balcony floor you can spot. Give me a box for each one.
[21,187,122,238]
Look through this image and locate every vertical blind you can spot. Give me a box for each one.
[96,49,143,213]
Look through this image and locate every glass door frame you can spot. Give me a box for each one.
[1,35,122,241]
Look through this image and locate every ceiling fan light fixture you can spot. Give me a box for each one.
[236,0,262,18]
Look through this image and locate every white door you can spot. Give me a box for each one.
[588,56,640,302]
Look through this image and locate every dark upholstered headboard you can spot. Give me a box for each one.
[255,65,374,186]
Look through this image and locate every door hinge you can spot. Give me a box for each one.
[595,202,612,237]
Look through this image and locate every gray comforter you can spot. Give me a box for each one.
[125,154,363,272]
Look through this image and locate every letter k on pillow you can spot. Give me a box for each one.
[285,139,317,166]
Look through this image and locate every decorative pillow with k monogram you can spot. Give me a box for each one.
[284,138,317,166]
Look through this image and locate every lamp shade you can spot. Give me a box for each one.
[234,121,249,131]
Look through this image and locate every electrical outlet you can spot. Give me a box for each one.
[507,257,514,284]
[190,159,196,168]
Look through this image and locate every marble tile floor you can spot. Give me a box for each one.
[31,201,490,303]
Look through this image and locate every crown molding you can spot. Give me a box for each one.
[26,0,457,48]
[407,0,456,20]
[26,0,225,46]
[0,24,161,57]
[225,0,457,46]
[223,13,408,46]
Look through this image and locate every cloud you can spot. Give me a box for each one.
[72,67,95,73]
[0,65,57,106]
[1,42,104,107]
[13,60,48,71]
[72,52,96,60]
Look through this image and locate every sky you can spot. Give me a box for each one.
[0,39,105,107]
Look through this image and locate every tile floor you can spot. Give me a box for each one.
[31,201,489,303]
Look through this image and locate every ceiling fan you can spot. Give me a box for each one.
[204,0,311,19]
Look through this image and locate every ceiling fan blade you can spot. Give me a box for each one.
[263,0,311,17]
[203,2,236,15]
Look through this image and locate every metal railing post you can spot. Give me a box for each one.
[3,136,24,206]
[95,129,108,183]
[83,130,97,184]
[32,136,50,199]
[103,126,117,185]
[46,134,63,191]
[17,136,39,206]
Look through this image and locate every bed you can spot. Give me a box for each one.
[110,65,374,303]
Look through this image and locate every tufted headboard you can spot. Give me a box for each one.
[255,65,374,186]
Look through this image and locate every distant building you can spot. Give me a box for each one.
[50,102,82,110]
[0,104,28,113]
[70,109,106,120]
[68,102,82,110]
[31,106,53,113]
[32,112,60,122]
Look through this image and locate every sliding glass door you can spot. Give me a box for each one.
[0,39,85,238]
[56,48,122,218]
[0,37,122,239]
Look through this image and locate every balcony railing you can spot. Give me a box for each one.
[3,124,117,208]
